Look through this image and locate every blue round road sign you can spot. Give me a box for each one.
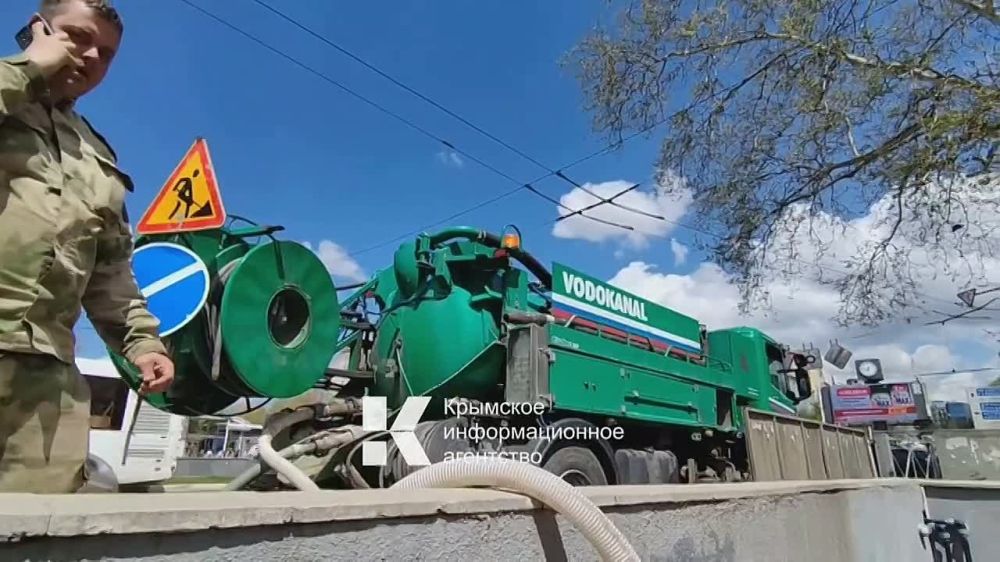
[131,242,211,337]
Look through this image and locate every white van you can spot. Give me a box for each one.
[77,357,187,489]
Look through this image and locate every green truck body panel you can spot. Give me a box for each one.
[551,262,703,354]
[108,223,806,440]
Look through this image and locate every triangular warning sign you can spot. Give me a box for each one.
[136,138,227,235]
[957,288,977,308]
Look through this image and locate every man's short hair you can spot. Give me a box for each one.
[39,0,124,34]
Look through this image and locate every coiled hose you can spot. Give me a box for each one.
[391,456,640,562]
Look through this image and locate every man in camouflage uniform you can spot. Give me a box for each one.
[0,0,175,493]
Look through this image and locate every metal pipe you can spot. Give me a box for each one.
[425,227,552,288]
[504,310,554,326]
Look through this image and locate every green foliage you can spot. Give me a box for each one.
[566,0,999,326]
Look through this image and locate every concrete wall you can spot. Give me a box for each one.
[924,482,1000,562]
[1,480,931,561]
[933,429,1000,481]
[174,458,257,479]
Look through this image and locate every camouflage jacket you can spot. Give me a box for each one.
[0,53,166,364]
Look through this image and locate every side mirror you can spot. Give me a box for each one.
[795,369,812,402]
[783,369,813,404]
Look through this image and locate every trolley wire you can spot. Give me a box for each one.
[176,0,633,233]
[530,188,964,312]
[177,0,962,314]
[249,0,665,222]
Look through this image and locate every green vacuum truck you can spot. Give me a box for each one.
[111,218,845,490]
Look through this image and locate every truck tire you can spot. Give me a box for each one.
[542,446,608,486]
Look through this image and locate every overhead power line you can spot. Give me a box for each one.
[556,183,642,223]
[912,366,1000,377]
[176,0,963,315]
[249,0,664,223]
[534,186,964,312]
[176,0,633,233]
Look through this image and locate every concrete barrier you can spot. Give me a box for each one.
[933,429,1000,481]
[174,457,258,479]
[923,480,1000,562]
[1,479,931,561]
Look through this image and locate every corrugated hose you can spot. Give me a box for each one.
[391,456,640,562]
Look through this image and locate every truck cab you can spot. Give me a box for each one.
[707,327,814,416]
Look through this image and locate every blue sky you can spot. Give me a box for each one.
[5,0,997,398]
[0,0,677,356]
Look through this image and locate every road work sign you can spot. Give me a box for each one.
[132,242,211,336]
[136,138,227,235]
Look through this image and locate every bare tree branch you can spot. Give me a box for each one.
[566,0,1000,327]
[948,0,1000,24]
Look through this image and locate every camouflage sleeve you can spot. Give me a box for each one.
[0,54,48,116]
[81,206,167,363]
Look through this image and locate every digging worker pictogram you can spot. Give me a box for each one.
[168,169,213,221]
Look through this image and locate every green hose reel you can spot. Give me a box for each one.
[109,225,341,416]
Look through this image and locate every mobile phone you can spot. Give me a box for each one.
[15,15,52,50]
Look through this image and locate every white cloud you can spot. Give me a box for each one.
[551,170,694,250]
[670,238,688,266]
[922,371,998,403]
[603,174,1000,403]
[436,150,464,168]
[821,344,996,401]
[76,356,118,377]
[303,240,367,283]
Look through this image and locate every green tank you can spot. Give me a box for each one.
[367,229,523,410]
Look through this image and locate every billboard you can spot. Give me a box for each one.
[827,381,926,425]
[968,386,1000,430]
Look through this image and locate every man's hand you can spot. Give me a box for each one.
[24,20,83,80]
[133,352,175,395]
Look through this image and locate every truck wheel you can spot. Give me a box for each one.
[542,446,608,486]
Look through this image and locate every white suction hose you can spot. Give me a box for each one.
[257,407,321,492]
[391,456,640,562]
[226,440,311,491]
[226,426,367,491]
[250,406,640,560]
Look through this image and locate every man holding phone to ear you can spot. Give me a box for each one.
[0,0,175,494]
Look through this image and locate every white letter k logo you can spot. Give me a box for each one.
[361,396,432,467]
